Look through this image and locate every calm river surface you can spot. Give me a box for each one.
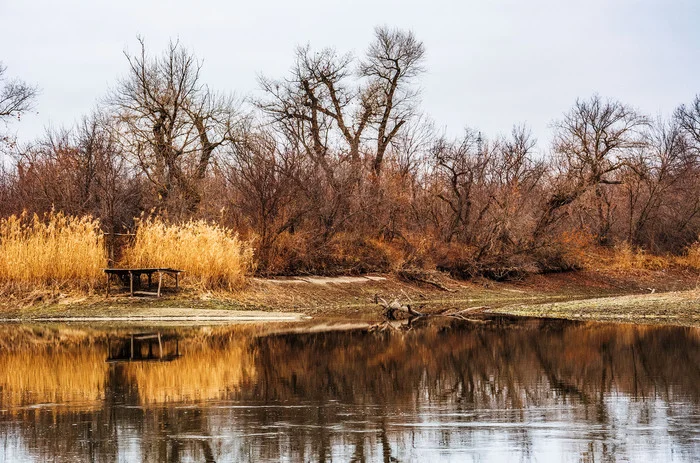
[0,317,698,462]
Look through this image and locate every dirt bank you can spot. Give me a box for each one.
[1,268,698,326]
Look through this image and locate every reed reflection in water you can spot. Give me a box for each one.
[0,318,699,462]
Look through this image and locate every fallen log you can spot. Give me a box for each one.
[376,295,424,320]
[375,293,489,322]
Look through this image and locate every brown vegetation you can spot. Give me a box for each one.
[0,212,254,292]
[2,29,700,283]
[123,217,254,290]
[0,211,105,291]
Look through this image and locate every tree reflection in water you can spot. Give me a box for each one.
[0,317,699,462]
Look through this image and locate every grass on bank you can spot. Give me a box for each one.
[123,217,255,291]
[0,211,105,291]
[580,241,700,273]
[495,289,700,327]
[0,213,255,294]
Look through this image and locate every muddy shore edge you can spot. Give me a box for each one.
[1,269,698,327]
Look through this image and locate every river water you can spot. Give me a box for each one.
[0,316,698,462]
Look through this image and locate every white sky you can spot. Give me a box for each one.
[1,0,699,149]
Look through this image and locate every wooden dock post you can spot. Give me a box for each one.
[129,270,134,297]
[103,268,183,297]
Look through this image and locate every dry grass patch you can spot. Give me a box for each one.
[495,290,700,327]
[123,217,255,290]
[678,240,700,270]
[580,240,700,274]
[0,211,105,291]
[609,242,669,271]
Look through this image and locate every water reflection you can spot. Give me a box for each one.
[107,332,181,363]
[0,318,699,462]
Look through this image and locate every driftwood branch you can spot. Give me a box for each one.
[375,293,489,322]
[376,295,424,319]
[434,306,490,321]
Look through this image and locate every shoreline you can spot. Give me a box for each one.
[1,268,698,327]
[492,289,700,328]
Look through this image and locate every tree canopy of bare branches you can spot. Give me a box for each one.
[0,63,38,148]
[2,31,700,278]
[536,96,649,243]
[259,26,425,177]
[107,38,242,214]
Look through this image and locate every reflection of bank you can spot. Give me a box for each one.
[107,332,181,363]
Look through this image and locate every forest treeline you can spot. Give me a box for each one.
[2,28,700,278]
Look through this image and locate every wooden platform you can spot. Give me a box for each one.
[104,268,184,297]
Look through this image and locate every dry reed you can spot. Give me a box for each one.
[123,217,255,290]
[610,242,669,271]
[678,239,700,270]
[0,211,105,290]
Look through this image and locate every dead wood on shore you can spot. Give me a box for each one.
[374,291,489,328]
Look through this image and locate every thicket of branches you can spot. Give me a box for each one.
[2,28,700,277]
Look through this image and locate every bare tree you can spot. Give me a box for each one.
[0,63,38,148]
[74,113,142,232]
[386,113,434,178]
[107,38,242,214]
[219,129,306,271]
[488,126,544,249]
[676,95,700,155]
[620,117,688,247]
[258,46,354,188]
[259,26,425,177]
[10,113,141,230]
[431,129,491,243]
[429,125,544,272]
[362,26,425,175]
[535,95,648,243]
[254,27,426,263]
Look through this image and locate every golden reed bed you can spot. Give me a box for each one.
[0,213,255,292]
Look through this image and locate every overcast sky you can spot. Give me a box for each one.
[1,0,699,149]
